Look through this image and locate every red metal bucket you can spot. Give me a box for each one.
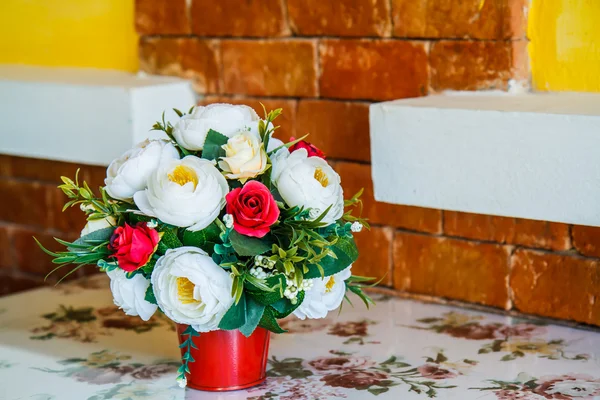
[176,324,271,391]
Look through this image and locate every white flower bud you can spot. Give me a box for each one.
[223,214,234,229]
[351,221,363,233]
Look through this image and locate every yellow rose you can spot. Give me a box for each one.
[218,132,267,182]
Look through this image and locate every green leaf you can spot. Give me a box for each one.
[229,230,272,257]
[182,223,221,253]
[247,274,285,306]
[144,284,157,305]
[271,290,304,319]
[218,293,246,330]
[141,258,157,275]
[156,228,182,254]
[239,296,265,338]
[69,227,114,252]
[202,129,229,160]
[258,306,286,334]
[368,387,389,396]
[303,236,358,279]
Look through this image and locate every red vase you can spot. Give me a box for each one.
[176,324,271,391]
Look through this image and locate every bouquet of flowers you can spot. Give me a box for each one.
[37,103,374,389]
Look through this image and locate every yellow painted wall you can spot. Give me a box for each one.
[529,0,600,92]
[0,0,138,72]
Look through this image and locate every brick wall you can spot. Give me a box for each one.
[0,156,106,294]
[1,0,598,327]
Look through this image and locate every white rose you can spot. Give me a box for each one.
[272,148,344,224]
[267,137,284,153]
[151,247,234,332]
[133,155,228,231]
[80,216,116,237]
[294,267,352,320]
[105,139,180,201]
[107,269,158,321]
[173,103,260,151]
[218,131,268,181]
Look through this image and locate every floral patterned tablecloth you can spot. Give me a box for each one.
[1,275,600,400]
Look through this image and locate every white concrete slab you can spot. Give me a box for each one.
[0,65,196,166]
[370,92,600,227]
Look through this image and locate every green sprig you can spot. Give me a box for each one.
[177,325,200,383]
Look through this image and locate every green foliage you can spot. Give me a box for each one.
[34,228,114,284]
[144,284,157,305]
[239,296,265,338]
[202,129,228,161]
[303,236,359,279]
[156,227,182,254]
[218,292,247,331]
[182,223,221,253]
[344,275,378,309]
[177,325,199,382]
[271,290,304,319]
[258,105,283,153]
[229,230,273,257]
[246,274,285,306]
[343,188,370,229]
[59,171,124,222]
[258,306,286,334]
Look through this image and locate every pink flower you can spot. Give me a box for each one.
[321,370,388,389]
[225,180,280,238]
[109,223,160,272]
[494,324,547,339]
[289,137,326,159]
[309,356,375,372]
[417,364,458,380]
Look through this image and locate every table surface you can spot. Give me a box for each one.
[1,275,600,400]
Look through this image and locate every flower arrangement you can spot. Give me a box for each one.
[37,103,375,389]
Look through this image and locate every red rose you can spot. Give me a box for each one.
[109,223,160,272]
[289,137,326,159]
[225,181,280,238]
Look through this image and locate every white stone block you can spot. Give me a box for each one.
[0,65,196,166]
[370,92,600,226]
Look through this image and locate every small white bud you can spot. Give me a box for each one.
[147,219,159,229]
[351,221,363,233]
[223,214,234,229]
[177,377,187,388]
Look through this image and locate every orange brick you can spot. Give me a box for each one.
[12,227,76,277]
[190,0,288,37]
[0,179,52,228]
[139,38,220,94]
[0,226,12,269]
[135,0,190,35]
[444,211,571,251]
[320,40,428,101]
[199,96,297,139]
[353,226,393,286]
[296,100,370,162]
[392,0,527,39]
[510,249,600,325]
[222,40,317,97]
[430,40,528,91]
[287,0,391,37]
[335,162,441,233]
[572,225,600,258]
[0,155,83,184]
[48,188,88,235]
[393,232,511,308]
[0,273,43,296]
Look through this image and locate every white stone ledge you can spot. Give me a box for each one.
[370,92,600,227]
[0,65,196,166]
